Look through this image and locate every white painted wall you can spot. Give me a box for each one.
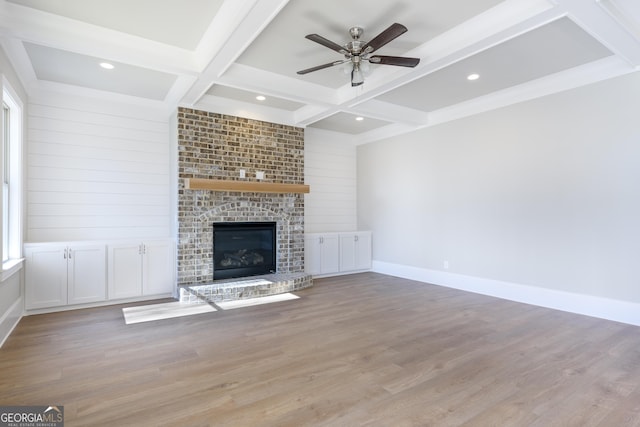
[357,71,640,321]
[26,93,172,242]
[304,127,357,233]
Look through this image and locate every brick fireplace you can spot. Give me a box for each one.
[176,108,309,291]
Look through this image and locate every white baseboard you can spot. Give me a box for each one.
[373,261,640,327]
[0,297,23,348]
[24,293,175,316]
[309,269,372,279]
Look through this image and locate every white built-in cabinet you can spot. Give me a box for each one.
[25,243,107,309]
[108,240,175,300]
[24,239,175,311]
[305,233,340,275]
[339,232,373,272]
[305,231,372,277]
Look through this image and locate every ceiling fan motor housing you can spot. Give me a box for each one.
[347,27,365,56]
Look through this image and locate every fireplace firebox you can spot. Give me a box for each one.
[212,222,277,280]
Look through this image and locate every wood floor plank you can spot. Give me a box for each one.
[2,272,640,426]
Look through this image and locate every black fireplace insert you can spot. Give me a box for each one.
[212,222,277,280]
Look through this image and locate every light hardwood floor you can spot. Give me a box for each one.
[2,272,640,426]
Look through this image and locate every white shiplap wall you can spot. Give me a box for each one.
[26,93,172,242]
[304,128,357,233]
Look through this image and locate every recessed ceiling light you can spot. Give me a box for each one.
[355,116,364,121]
[256,95,266,101]
[467,73,480,81]
[99,62,114,70]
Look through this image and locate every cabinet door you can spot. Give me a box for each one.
[25,245,67,309]
[339,234,357,272]
[320,234,340,274]
[340,232,372,272]
[108,243,143,299]
[354,232,372,270]
[142,240,175,296]
[304,235,323,275]
[68,244,107,305]
[305,234,339,275]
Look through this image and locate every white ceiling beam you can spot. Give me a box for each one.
[293,104,338,127]
[294,103,347,127]
[216,63,337,106]
[554,0,640,66]
[0,1,197,75]
[164,75,199,110]
[355,55,635,145]
[31,80,169,114]
[295,0,563,129]
[428,56,634,129]
[597,0,640,43]
[0,37,38,95]
[192,94,297,126]
[180,0,291,106]
[354,122,422,146]
[336,0,562,107]
[345,99,428,126]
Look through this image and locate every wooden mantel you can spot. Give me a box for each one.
[184,178,310,194]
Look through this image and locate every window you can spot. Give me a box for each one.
[2,102,8,262]
[2,79,22,266]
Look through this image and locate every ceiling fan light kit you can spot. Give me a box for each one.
[297,23,420,87]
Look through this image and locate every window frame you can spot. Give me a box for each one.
[2,102,9,262]
[2,77,23,270]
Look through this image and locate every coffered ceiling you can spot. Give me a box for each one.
[1,0,639,143]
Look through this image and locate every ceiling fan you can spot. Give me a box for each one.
[297,23,420,87]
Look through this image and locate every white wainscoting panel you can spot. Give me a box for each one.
[304,128,357,233]
[26,93,172,241]
[0,272,23,348]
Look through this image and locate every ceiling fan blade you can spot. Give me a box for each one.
[305,34,348,54]
[369,55,420,67]
[361,23,407,54]
[297,60,346,75]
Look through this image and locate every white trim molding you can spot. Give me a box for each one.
[0,296,22,348]
[373,260,640,327]
[1,258,23,282]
